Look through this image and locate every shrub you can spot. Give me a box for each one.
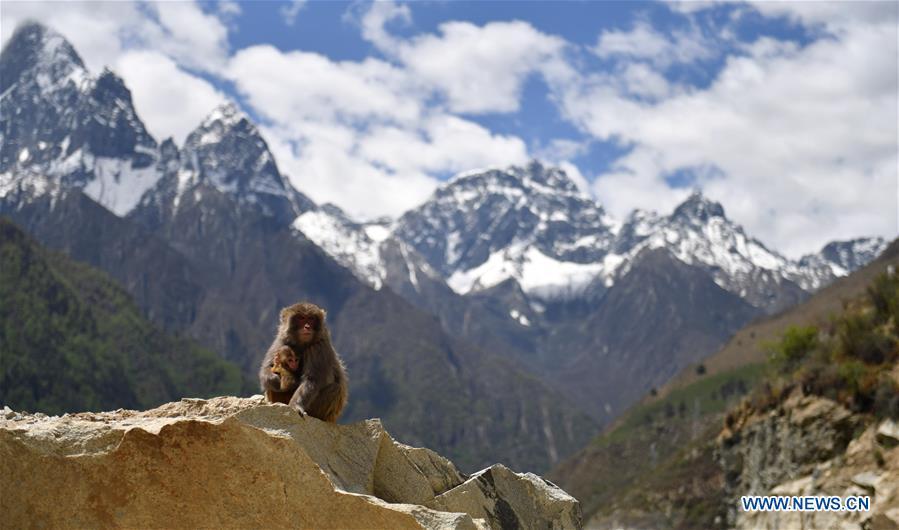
[769,325,818,369]
[867,272,899,324]
[837,311,896,364]
[872,376,899,420]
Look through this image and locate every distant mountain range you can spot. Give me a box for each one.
[0,22,890,469]
[301,162,885,312]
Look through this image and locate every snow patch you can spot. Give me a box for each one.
[448,245,605,300]
[509,309,531,327]
[292,210,384,289]
[363,224,391,243]
[82,157,161,216]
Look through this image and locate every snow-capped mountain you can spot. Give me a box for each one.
[0,22,160,216]
[132,102,313,228]
[291,204,391,288]
[392,161,618,299]
[297,162,887,314]
[601,192,811,311]
[599,194,888,309]
[0,23,311,227]
[799,237,888,278]
[387,164,884,310]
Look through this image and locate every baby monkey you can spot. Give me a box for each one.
[271,346,300,391]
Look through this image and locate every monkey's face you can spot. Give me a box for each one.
[293,315,320,344]
[282,351,299,371]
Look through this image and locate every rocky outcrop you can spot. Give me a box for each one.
[718,392,899,529]
[0,396,582,529]
[719,393,860,497]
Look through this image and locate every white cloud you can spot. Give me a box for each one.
[262,122,439,220]
[594,20,716,69]
[280,0,307,27]
[7,0,892,254]
[619,62,673,100]
[227,45,423,124]
[115,51,227,145]
[749,1,897,30]
[392,20,568,114]
[359,1,569,114]
[555,6,898,257]
[138,2,231,73]
[218,1,242,21]
[228,44,530,219]
[358,115,528,175]
[357,0,411,54]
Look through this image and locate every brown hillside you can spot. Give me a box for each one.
[655,237,899,399]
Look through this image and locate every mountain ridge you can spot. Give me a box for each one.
[1,22,885,311]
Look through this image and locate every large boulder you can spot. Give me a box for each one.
[0,396,582,529]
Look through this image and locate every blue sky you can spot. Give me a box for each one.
[2,1,897,257]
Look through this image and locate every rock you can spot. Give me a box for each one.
[851,471,879,494]
[428,464,583,530]
[877,419,899,448]
[719,393,858,502]
[0,397,581,529]
[726,412,899,530]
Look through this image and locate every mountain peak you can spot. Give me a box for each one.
[201,102,245,129]
[671,190,725,223]
[186,102,261,151]
[798,236,889,277]
[395,160,616,289]
[0,21,86,94]
[511,159,584,196]
[177,101,299,222]
[446,160,585,200]
[91,68,132,103]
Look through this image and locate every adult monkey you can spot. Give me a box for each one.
[259,302,348,422]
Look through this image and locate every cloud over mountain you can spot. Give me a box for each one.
[3,0,894,253]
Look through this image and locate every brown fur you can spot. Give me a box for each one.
[259,302,349,422]
[271,346,299,391]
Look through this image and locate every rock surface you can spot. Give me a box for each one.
[0,396,582,529]
[718,393,899,530]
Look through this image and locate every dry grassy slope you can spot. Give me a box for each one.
[653,237,899,401]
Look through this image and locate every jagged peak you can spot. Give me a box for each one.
[819,236,886,255]
[799,236,889,271]
[159,137,178,152]
[199,101,247,130]
[0,21,87,94]
[90,67,132,101]
[320,203,354,224]
[624,208,661,224]
[184,101,262,150]
[95,67,124,84]
[442,159,586,199]
[671,189,726,222]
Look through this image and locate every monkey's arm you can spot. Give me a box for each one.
[261,371,284,392]
[258,354,283,393]
[288,379,319,415]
